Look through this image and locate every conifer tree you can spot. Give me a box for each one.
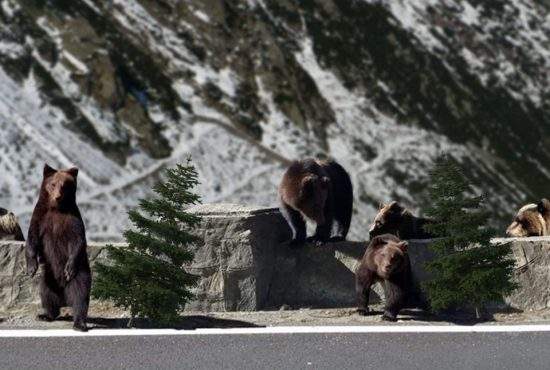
[92,160,201,326]
[423,156,517,318]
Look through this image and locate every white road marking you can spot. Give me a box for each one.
[0,325,549,337]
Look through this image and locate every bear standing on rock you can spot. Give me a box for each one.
[355,234,414,322]
[26,164,91,332]
[369,201,434,240]
[506,199,550,237]
[0,208,25,241]
[278,158,353,248]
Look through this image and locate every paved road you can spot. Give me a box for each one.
[0,329,547,370]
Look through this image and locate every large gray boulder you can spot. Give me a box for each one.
[184,204,290,311]
[498,237,550,310]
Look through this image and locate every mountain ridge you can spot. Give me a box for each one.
[0,0,549,240]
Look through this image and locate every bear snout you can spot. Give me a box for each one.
[506,222,524,237]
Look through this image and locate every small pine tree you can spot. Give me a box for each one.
[423,156,517,318]
[92,160,201,326]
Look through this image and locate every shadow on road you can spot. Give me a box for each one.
[54,315,263,330]
[392,306,524,325]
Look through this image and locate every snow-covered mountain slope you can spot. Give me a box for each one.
[0,0,549,240]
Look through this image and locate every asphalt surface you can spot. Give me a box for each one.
[0,331,548,370]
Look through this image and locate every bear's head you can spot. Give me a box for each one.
[506,199,550,237]
[370,234,408,279]
[369,201,407,239]
[297,174,330,224]
[0,208,20,235]
[41,164,79,209]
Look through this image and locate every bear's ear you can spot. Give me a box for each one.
[397,241,408,252]
[388,201,403,213]
[378,202,386,210]
[43,164,56,178]
[370,235,387,249]
[66,167,79,178]
[537,199,550,214]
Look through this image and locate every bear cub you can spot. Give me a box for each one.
[506,199,550,237]
[355,234,413,322]
[369,201,433,240]
[26,164,91,331]
[0,208,25,241]
[279,158,353,248]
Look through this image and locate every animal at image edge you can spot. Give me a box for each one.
[369,201,434,240]
[506,199,550,237]
[278,158,353,248]
[0,208,25,241]
[355,234,417,322]
[25,164,91,332]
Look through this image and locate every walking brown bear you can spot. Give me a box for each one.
[26,164,91,331]
[278,158,353,248]
[355,234,414,321]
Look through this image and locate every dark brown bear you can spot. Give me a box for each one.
[279,158,353,248]
[369,201,433,240]
[355,234,412,322]
[0,208,25,241]
[26,164,91,332]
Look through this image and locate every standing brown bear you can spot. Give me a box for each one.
[355,234,413,322]
[279,158,353,248]
[26,164,91,331]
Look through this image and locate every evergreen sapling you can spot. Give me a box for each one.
[92,160,201,326]
[423,156,517,319]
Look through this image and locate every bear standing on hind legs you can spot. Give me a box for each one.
[279,158,353,248]
[26,164,91,332]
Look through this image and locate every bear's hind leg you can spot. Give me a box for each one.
[66,269,91,332]
[38,276,63,321]
[382,279,406,322]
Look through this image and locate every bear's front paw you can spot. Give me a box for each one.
[381,313,398,322]
[27,258,38,277]
[288,239,305,249]
[329,236,345,243]
[73,321,88,332]
[64,262,76,282]
[357,308,370,316]
[306,236,327,247]
[37,314,55,322]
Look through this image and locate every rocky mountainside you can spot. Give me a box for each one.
[1,0,549,240]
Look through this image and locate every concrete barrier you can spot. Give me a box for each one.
[0,204,548,315]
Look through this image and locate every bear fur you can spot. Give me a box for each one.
[355,234,414,321]
[369,201,433,240]
[279,158,353,248]
[506,199,550,237]
[25,164,91,331]
[0,208,25,241]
